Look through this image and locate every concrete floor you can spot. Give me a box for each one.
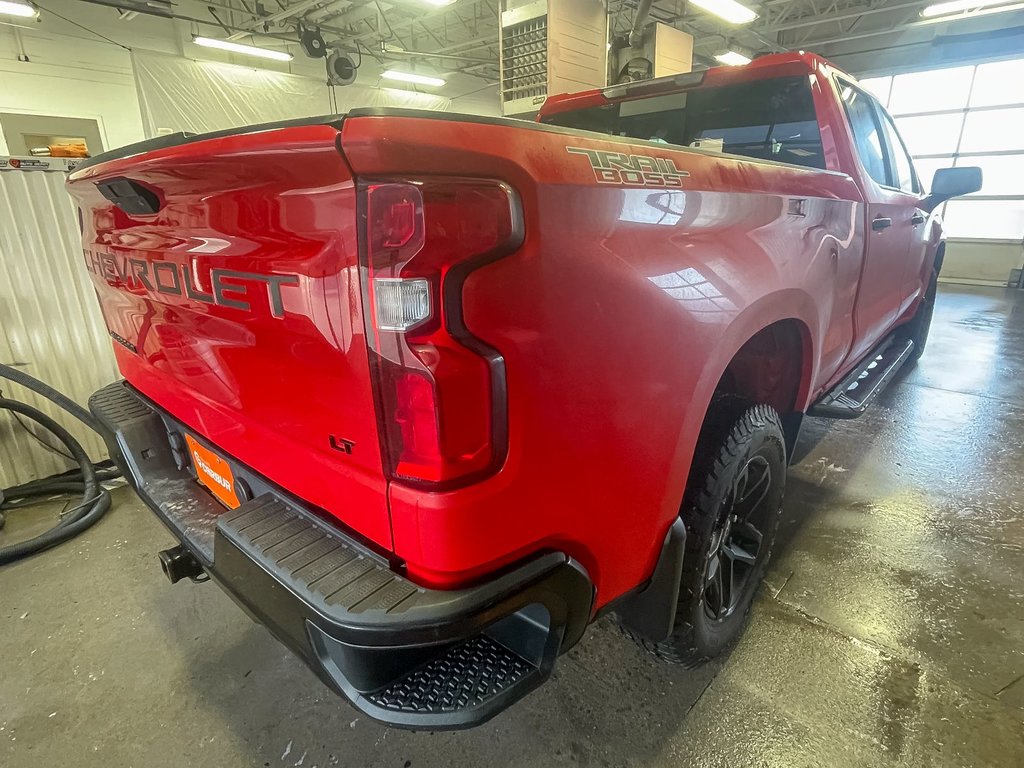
[3,283,1024,767]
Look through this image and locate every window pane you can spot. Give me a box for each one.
[859,76,892,107]
[943,199,1024,239]
[954,153,1024,196]
[888,66,974,115]
[879,112,917,192]
[894,113,963,156]
[970,59,1024,107]
[913,156,955,193]
[541,76,826,169]
[839,84,887,185]
[960,107,1024,152]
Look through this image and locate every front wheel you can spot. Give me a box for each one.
[645,398,787,667]
[906,269,938,363]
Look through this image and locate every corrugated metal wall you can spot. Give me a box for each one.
[0,164,119,487]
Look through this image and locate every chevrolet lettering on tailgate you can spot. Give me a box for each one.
[83,248,299,318]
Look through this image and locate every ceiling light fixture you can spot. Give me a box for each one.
[715,50,752,66]
[0,1,38,18]
[192,36,293,62]
[922,0,1021,15]
[690,0,757,24]
[421,0,455,5]
[381,70,446,87]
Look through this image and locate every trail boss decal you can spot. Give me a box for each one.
[567,147,690,188]
[83,248,299,318]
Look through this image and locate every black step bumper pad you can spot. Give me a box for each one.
[89,381,593,729]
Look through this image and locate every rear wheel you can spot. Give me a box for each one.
[645,397,787,667]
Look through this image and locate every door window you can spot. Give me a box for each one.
[878,111,919,193]
[837,80,888,186]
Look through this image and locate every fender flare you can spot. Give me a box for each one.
[684,289,820,452]
[614,291,819,643]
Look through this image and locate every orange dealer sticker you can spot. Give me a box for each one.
[184,434,241,510]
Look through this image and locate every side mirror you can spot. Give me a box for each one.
[925,166,982,211]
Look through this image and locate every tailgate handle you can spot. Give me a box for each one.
[96,177,162,215]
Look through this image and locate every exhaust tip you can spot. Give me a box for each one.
[158,545,205,584]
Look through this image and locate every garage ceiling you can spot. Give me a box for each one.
[84,0,1024,85]
[175,0,505,83]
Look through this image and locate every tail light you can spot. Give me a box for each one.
[360,179,523,487]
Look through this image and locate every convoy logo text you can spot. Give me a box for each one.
[192,451,232,493]
[567,147,690,188]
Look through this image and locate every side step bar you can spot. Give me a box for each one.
[809,336,915,419]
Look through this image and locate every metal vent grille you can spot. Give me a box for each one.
[501,16,548,106]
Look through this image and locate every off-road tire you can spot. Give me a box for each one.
[906,268,938,363]
[628,396,787,667]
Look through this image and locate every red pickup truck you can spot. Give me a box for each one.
[68,52,980,729]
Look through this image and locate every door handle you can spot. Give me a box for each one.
[872,216,893,232]
[910,213,926,226]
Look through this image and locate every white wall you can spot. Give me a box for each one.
[0,16,146,154]
[450,89,503,116]
[0,2,498,153]
[940,239,1024,286]
[132,49,450,137]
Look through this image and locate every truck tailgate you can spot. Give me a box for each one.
[66,123,392,550]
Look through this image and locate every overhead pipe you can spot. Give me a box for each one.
[227,0,321,40]
[72,0,498,79]
[379,44,493,65]
[629,0,654,48]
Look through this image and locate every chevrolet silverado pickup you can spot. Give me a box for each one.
[67,52,981,729]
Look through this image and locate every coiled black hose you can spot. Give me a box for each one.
[0,364,116,565]
[0,362,101,433]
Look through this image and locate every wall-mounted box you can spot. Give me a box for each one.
[612,22,693,85]
[500,0,607,117]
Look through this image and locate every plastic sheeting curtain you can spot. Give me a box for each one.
[131,49,451,137]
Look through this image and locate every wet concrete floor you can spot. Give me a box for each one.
[3,283,1023,767]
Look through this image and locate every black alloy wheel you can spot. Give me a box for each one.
[625,398,787,667]
[703,454,773,621]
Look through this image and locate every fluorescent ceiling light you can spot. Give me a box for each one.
[0,1,38,18]
[382,70,446,87]
[922,0,1019,15]
[422,0,454,5]
[715,50,752,66]
[192,36,293,62]
[690,0,757,24]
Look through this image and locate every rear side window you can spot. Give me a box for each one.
[838,81,888,186]
[542,76,826,170]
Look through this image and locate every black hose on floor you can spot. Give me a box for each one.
[0,364,118,565]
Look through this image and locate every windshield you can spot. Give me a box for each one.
[542,75,826,170]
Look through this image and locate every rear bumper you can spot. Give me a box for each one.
[89,381,593,729]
